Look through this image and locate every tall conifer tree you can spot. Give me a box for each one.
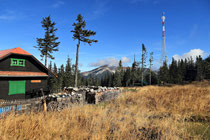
[141,44,147,86]
[71,14,98,87]
[34,16,60,66]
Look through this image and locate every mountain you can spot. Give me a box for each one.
[81,65,117,79]
[81,65,151,79]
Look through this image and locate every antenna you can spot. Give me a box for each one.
[161,12,167,65]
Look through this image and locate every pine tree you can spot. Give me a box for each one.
[48,61,53,71]
[196,55,204,81]
[169,58,178,83]
[64,56,74,87]
[185,57,196,81]
[49,63,58,92]
[113,60,123,87]
[158,61,169,84]
[123,68,131,87]
[118,60,124,84]
[149,52,153,85]
[57,64,65,91]
[141,44,147,86]
[34,16,60,66]
[113,71,121,87]
[71,14,98,87]
[204,55,210,79]
[177,59,186,84]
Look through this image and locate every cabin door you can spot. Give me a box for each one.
[8,80,26,95]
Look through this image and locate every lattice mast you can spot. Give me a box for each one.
[161,12,167,65]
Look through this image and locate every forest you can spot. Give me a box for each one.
[48,54,210,92]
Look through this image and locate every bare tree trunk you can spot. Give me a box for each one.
[74,40,80,87]
[45,54,47,67]
[149,67,152,85]
[141,49,144,87]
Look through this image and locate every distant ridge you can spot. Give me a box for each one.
[81,65,117,79]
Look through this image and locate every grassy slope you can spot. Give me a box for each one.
[0,81,209,139]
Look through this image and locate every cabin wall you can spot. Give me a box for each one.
[0,54,47,73]
[0,77,47,100]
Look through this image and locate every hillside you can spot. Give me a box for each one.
[0,81,209,139]
[81,65,117,79]
[81,65,150,79]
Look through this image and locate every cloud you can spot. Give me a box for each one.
[89,57,131,67]
[189,24,198,39]
[0,10,16,21]
[173,49,208,61]
[0,15,15,20]
[52,0,64,8]
[88,0,109,20]
[121,56,130,63]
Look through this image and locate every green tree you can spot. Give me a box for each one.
[48,61,53,71]
[71,14,98,87]
[113,60,123,87]
[64,56,74,87]
[34,16,60,66]
[204,55,210,79]
[49,63,58,92]
[159,61,169,84]
[141,44,147,86]
[196,55,204,81]
[57,64,65,91]
[177,59,186,84]
[149,52,153,85]
[123,68,131,87]
[169,58,178,83]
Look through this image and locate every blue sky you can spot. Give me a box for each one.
[0,0,209,71]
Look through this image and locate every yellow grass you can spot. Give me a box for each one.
[0,81,209,140]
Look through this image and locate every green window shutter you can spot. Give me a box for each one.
[9,81,26,95]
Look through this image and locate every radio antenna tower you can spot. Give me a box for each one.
[161,12,167,65]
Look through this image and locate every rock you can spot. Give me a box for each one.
[73,87,79,92]
[90,89,94,93]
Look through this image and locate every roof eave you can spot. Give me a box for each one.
[0,75,48,77]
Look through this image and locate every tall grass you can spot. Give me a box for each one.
[0,81,209,139]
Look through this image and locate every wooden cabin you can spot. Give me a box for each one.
[0,47,53,100]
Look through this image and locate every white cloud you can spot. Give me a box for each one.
[89,57,131,67]
[0,10,16,21]
[189,24,197,39]
[173,49,208,61]
[52,0,64,8]
[121,56,130,63]
[0,15,15,20]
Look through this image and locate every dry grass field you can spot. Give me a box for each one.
[0,81,209,140]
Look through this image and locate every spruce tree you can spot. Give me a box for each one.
[50,63,58,92]
[123,68,131,87]
[169,58,178,83]
[141,44,147,86]
[48,61,53,71]
[196,55,204,81]
[71,14,98,87]
[204,55,210,79]
[64,56,74,87]
[57,64,65,91]
[149,52,153,85]
[34,16,60,66]
[177,59,186,84]
[158,61,169,84]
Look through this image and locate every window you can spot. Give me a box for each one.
[8,81,26,95]
[11,58,25,67]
